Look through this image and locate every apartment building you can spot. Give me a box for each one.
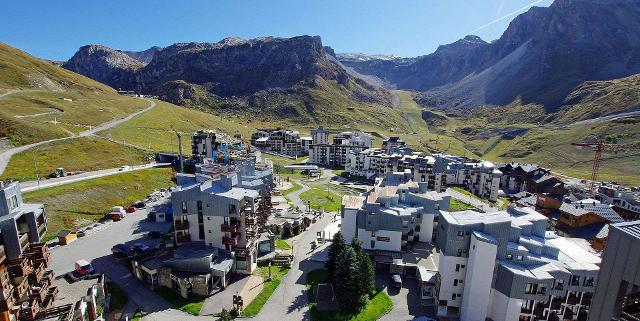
[191,130,219,162]
[447,160,502,202]
[170,162,273,274]
[381,136,406,153]
[341,172,450,251]
[587,221,640,321]
[309,129,373,167]
[436,205,600,321]
[251,129,311,157]
[345,148,448,192]
[0,182,61,321]
[595,184,640,220]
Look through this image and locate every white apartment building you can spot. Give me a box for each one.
[447,160,502,202]
[251,128,310,157]
[345,148,448,192]
[171,162,273,274]
[309,129,373,167]
[341,172,450,251]
[436,206,600,321]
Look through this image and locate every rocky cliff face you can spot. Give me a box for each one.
[62,45,142,90]
[341,0,640,109]
[63,36,391,119]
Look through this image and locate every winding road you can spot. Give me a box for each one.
[0,98,156,176]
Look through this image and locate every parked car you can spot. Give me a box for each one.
[391,274,402,289]
[133,200,146,209]
[110,213,122,222]
[126,206,137,213]
[77,230,86,237]
[119,166,130,171]
[147,231,162,239]
[75,259,95,276]
[111,244,132,259]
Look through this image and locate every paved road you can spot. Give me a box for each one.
[21,163,170,192]
[251,213,334,321]
[446,188,498,213]
[287,180,311,211]
[0,99,156,176]
[50,196,177,315]
[566,108,640,128]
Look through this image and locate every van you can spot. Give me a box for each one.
[75,259,94,276]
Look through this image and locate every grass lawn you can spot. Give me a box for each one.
[107,281,128,310]
[275,238,291,250]
[306,269,393,321]
[300,186,342,213]
[241,265,290,317]
[0,137,152,181]
[23,168,174,242]
[281,182,303,195]
[155,287,205,315]
[449,198,480,212]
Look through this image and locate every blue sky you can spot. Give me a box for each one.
[1,0,553,60]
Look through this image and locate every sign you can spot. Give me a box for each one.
[376,236,390,242]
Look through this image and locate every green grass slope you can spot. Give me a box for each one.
[0,42,148,146]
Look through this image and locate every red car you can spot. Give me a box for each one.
[126,206,137,213]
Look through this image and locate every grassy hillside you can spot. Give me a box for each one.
[0,42,148,146]
[24,168,174,242]
[0,137,152,181]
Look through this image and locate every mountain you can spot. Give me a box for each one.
[63,36,395,128]
[122,46,161,65]
[340,0,640,110]
[62,45,142,90]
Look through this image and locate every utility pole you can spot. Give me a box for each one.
[176,131,184,173]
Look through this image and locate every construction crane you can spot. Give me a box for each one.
[572,141,640,196]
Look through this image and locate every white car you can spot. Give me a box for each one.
[119,165,130,171]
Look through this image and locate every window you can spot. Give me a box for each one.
[570,275,580,286]
[7,196,18,211]
[197,200,203,211]
[453,279,458,286]
[371,231,376,237]
[457,249,463,257]
[457,293,462,298]
[370,240,375,248]
[451,294,456,301]
[584,277,594,287]
[457,231,464,237]
[461,265,465,269]
[181,202,187,213]
[506,254,513,260]
[207,217,211,221]
[555,279,565,290]
[525,283,538,294]
[229,204,237,214]
[517,255,524,261]
[455,264,460,272]
[208,230,211,234]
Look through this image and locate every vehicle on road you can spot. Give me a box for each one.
[126,206,137,213]
[132,200,146,208]
[77,230,86,237]
[392,274,402,289]
[119,166,131,171]
[75,259,95,276]
[111,244,132,259]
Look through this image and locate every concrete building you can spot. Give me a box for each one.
[191,130,218,162]
[0,182,61,321]
[595,184,640,220]
[498,162,566,195]
[588,221,640,321]
[170,162,273,275]
[436,205,600,321]
[446,160,503,202]
[250,129,310,157]
[345,148,448,192]
[309,129,373,167]
[381,137,407,153]
[341,172,450,252]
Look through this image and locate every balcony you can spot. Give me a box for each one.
[174,221,189,230]
[176,234,190,244]
[0,246,5,264]
[28,263,46,285]
[19,233,29,251]
[7,257,32,279]
[245,217,256,225]
[26,243,50,265]
[37,223,46,238]
[222,236,238,247]
[220,223,240,233]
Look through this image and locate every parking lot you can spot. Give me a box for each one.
[50,196,174,311]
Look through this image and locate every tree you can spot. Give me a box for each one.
[334,246,367,309]
[326,232,346,282]
[217,309,233,321]
[351,239,375,299]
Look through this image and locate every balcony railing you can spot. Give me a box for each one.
[0,245,5,264]
[220,223,240,233]
[174,221,189,230]
[222,236,238,247]
[19,233,29,251]
[176,235,190,244]
[38,223,47,237]
[8,257,32,278]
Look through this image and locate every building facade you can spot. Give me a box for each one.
[587,221,640,321]
[309,129,373,167]
[170,162,273,274]
[250,129,310,157]
[191,130,218,162]
[341,172,450,252]
[0,182,58,321]
[446,160,502,202]
[436,206,600,321]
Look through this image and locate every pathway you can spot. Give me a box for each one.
[0,99,156,176]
